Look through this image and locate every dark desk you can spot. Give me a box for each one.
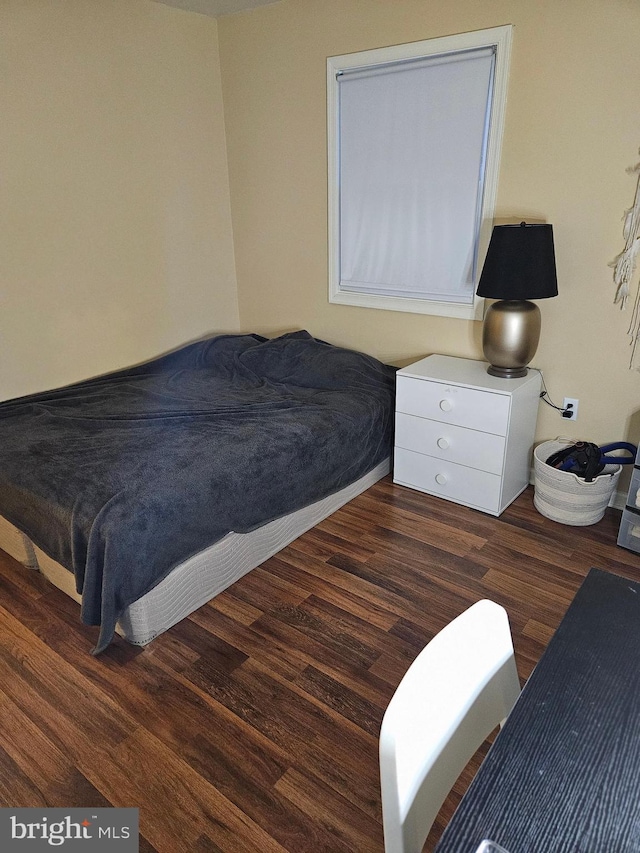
[435,568,640,853]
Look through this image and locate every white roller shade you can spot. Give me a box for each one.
[337,47,495,304]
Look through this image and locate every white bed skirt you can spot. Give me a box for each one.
[0,458,389,646]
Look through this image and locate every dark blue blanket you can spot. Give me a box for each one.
[0,331,396,653]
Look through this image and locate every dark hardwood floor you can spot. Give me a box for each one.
[1,477,639,852]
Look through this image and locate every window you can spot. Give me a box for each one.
[327,26,513,319]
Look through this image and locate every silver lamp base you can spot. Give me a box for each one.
[482,299,541,379]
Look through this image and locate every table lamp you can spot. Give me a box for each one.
[476,222,558,378]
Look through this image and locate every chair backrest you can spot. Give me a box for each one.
[379,599,521,853]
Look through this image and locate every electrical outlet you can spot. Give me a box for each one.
[562,397,579,421]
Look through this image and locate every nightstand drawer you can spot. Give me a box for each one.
[395,412,506,474]
[396,375,510,435]
[394,447,502,514]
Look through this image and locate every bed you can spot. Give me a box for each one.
[0,331,396,653]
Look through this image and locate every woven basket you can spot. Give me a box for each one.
[533,439,621,526]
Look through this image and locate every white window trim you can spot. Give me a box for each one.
[327,25,513,320]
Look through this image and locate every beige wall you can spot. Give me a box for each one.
[5,0,640,470]
[219,0,640,453]
[2,0,239,401]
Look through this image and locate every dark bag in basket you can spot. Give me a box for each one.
[546,441,636,483]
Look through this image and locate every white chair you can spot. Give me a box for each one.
[379,599,521,853]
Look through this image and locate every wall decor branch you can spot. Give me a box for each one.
[611,149,640,369]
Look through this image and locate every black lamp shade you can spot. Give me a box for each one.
[476,223,558,300]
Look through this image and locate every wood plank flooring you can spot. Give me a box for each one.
[1,477,640,852]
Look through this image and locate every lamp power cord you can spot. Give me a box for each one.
[529,368,574,418]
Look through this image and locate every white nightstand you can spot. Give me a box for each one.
[393,355,541,516]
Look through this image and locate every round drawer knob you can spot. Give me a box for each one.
[435,473,447,486]
[439,399,453,412]
[437,437,450,450]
